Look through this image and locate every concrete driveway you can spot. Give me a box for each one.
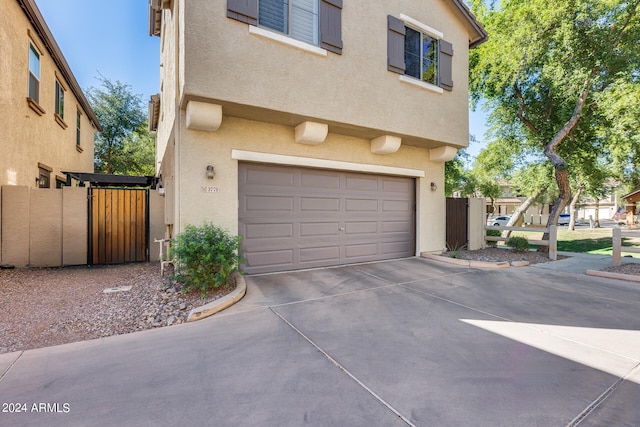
[1,257,639,426]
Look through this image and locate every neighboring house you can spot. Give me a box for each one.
[148,0,487,274]
[0,0,100,188]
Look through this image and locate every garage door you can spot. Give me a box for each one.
[238,163,415,274]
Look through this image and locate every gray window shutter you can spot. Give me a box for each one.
[227,0,258,25]
[320,0,343,54]
[438,40,454,91]
[387,15,405,74]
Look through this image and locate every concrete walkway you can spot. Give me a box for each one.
[1,257,639,426]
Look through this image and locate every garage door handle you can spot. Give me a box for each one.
[339,227,345,231]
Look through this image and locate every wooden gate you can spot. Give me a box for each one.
[89,188,149,264]
[446,197,468,250]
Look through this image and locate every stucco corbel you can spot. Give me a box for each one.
[295,121,328,145]
[186,101,222,131]
[371,135,402,154]
[429,146,458,162]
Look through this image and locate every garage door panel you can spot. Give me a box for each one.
[246,195,294,212]
[345,199,378,212]
[301,197,340,212]
[382,178,412,193]
[239,163,415,274]
[346,176,379,191]
[383,200,411,212]
[245,168,295,186]
[344,221,378,234]
[300,246,340,263]
[244,223,294,239]
[345,243,379,258]
[382,241,414,256]
[301,171,341,189]
[382,221,411,233]
[246,249,294,268]
[300,222,340,237]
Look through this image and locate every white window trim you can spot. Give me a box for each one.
[249,25,327,57]
[399,13,443,40]
[399,75,444,94]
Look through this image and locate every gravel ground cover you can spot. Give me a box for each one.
[0,262,234,354]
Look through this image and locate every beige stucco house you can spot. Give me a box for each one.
[149,0,487,274]
[0,0,100,188]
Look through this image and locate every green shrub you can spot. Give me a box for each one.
[170,223,242,298]
[506,236,529,252]
[486,229,501,248]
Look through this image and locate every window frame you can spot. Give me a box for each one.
[28,42,41,103]
[227,0,342,55]
[387,14,453,93]
[55,79,65,119]
[403,26,439,86]
[258,0,319,46]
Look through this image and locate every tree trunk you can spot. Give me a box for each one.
[540,149,571,252]
[568,186,583,231]
[501,187,548,239]
[594,199,600,227]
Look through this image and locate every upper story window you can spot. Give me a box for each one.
[55,80,65,119]
[28,43,40,102]
[259,0,319,45]
[227,0,343,54]
[387,15,454,93]
[404,27,438,86]
[76,110,81,146]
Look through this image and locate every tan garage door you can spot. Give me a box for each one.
[238,163,415,274]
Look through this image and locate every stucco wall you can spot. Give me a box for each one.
[62,186,88,266]
[1,186,31,267]
[172,115,447,255]
[0,0,96,187]
[180,0,471,149]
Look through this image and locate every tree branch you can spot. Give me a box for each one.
[513,82,540,136]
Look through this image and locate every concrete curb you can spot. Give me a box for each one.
[420,253,527,268]
[187,272,247,322]
[585,269,640,283]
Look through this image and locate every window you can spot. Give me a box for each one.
[227,0,342,54]
[387,15,454,92]
[259,0,318,45]
[404,27,438,85]
[37,164,51,189]
[28,43,40,102]
[55,80,65,119]
[76,110,81,146]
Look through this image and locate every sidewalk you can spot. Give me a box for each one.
[534,251,640,277]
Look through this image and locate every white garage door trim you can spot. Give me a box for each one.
[231,149,426,178]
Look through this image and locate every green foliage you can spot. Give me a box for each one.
[87,76,154,175]
[506,236,530,253]
[486,229,501,248]
[469,0,640,227]
[170,223,242,298]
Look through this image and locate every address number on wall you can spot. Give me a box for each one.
[201,186,219,193]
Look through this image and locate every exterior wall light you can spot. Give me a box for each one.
[206,164,215,179]
[430,182,437,191]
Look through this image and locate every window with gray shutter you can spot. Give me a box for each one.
[320,0,342,54]
[388,15,454,91]
[227,0,258,25]
[387,15,406,74]
[438,40,454,91]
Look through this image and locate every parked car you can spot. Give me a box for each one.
[487,216,511,226]
[558,214,582,225]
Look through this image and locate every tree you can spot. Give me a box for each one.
[470,0,640,247]
[86,76,154,175]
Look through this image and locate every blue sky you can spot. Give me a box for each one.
[35,0,160,102]
[34,0,489,160]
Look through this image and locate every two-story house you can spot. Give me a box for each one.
[0,0,100,188]
[149,0,487,274]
